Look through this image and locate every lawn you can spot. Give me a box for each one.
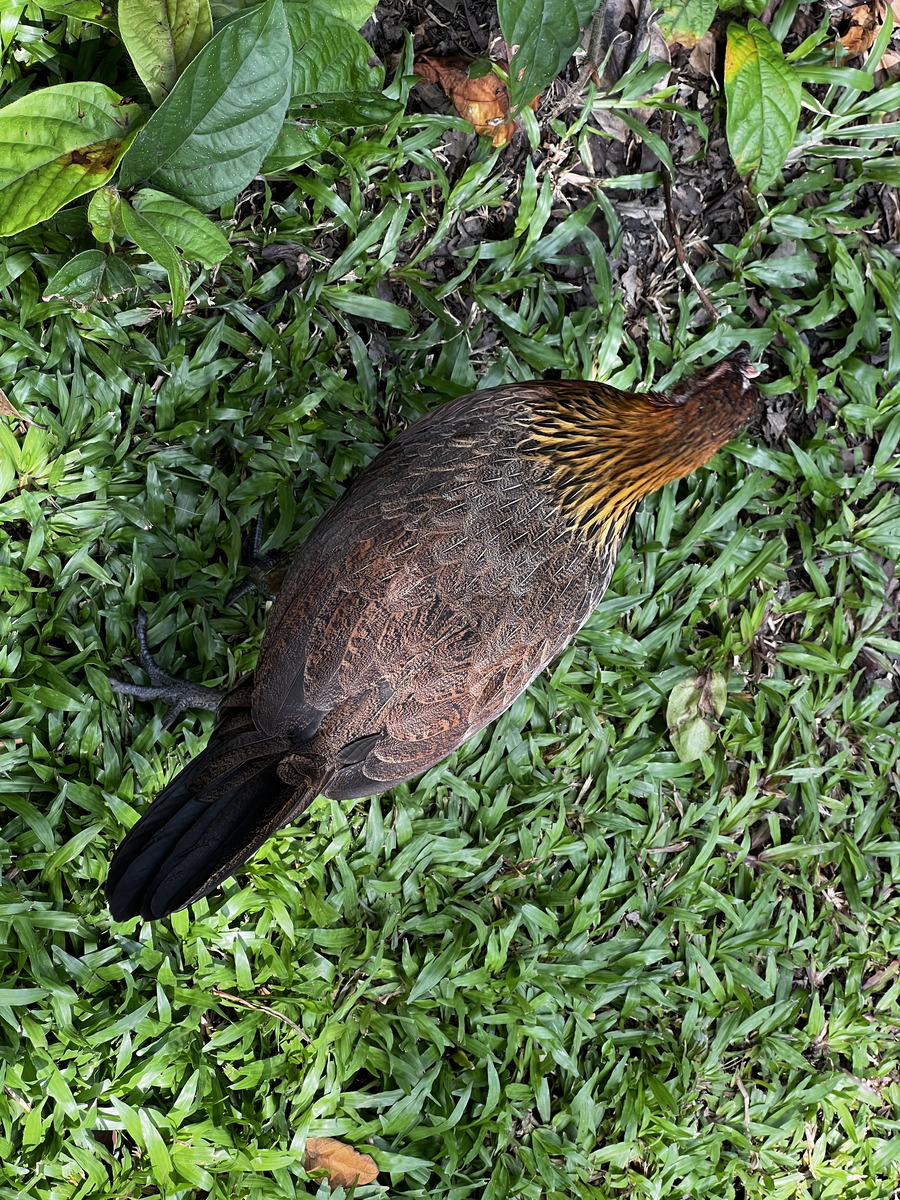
[1,1,900,1197]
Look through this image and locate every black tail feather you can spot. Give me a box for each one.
[106,732,330,921]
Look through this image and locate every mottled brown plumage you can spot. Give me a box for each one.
[106,356,757,921]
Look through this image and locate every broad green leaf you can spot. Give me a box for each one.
[657,0,716,48]
[30,0,117,30]
[43,249,136,304]
[119,0,213,107]
[667,672,727,762]
[0,83,143,236]
[310,0,376,25]
[285,93,402,125]
[286,2,384,100]
[118,0,291,210]
[131,188,230,265]
[87,186,121,243]
[273,2,397,142]
[262,121,335,173]
[120,197,188,316]
[725,20,801,192]
[500,0,595,113]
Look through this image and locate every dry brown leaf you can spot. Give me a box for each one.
[839,0,885,56]
[0,388,19,420]
[590,109,629,143]
[414,55,537,147]
[303,1137,378,1190]
[688,32,716,77]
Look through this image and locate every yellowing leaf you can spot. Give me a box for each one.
[303,1137,378,1189]
[724,21,801,192]
[667,672,727,762]
[119,0,213,107]
[0,84,144,236]
[88,186,121,244]
[658,0,717,49]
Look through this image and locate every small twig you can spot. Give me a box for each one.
[210,987,310,1041]
[4,1084,31,1113]
[734,1072,751,1131]
[546,4,608,122]
[659,110,719,322]
[0,388,48,430]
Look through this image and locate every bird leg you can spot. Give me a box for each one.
[110,517,289,727]
[225,514,287,606]
[109,608,228,729]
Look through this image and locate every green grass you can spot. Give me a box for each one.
[2,56,900,1200]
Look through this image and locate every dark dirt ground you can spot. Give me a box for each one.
[364,0,758,330]
[359,0,897,388]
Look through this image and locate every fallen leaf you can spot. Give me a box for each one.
[666,671,727,762]
[658,0,716,49]
[414,55,537,147]
[688,31,716,76]
[303,1137,378,1190]
[838,0,885,57]
[0,388,19,419]
[591,109,629,143]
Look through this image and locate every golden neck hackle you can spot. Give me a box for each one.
[527,378,748,543]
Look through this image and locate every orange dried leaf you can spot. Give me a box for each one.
[839,0,884,56]
[303,1137,378,1190]
[0,389,19,419]
[414,54,535,147]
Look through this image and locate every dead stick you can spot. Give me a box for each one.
[659,110,719,322]
[546,4,607,122]
[210,987,310,1040]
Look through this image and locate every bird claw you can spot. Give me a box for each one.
[109,609,227,729]
[225,514,286,606]
[110,516,283,728]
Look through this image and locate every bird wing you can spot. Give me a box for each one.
[252,387,608,799]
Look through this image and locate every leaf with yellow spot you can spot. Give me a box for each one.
[658,0,717,49]
[0,83,143,236]
[725,20,801,192]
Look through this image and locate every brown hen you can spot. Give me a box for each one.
[106,356,757,921]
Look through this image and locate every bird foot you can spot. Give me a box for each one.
[225,514,286,606]
[111,517,283,727]
[109,609,227,729]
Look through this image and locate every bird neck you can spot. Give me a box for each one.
[526,378,743,542]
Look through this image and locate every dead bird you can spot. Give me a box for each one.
[106,356,758,921]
